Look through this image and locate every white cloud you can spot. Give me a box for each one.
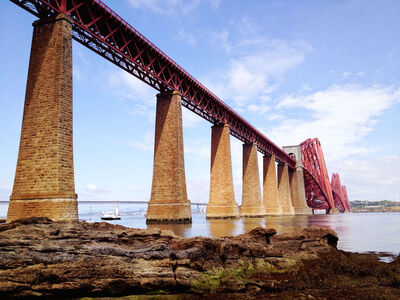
[186,179,209,203]
[270,85,399,161]
[182,107,204,128]
[207,0,221,10]
[84,184,110,193]
[85,184,97,192]
[129,131,154,152]
[127,0,220,15]
[341,155,400,201]
[109,71,205,127]
[208,29,231,53]
[108,70,156,121]
[203,18,312,112]
[178,29,197,46]
[184,137,210,161]
[223,39,311,107]
[265,84,400,201]
[342,71,351,77]
[109,70,154,104]
[247,104,270,115]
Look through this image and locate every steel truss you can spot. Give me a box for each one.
[300,138,335,211]
[10,0,295,167]
[341,186,351,211]
[331,173,350,212]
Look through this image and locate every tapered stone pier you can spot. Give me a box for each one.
[240,143,265,217]
[7,15,78,222]
[147,91,191,224]
[207,124,239,219]
[283,145,312,215]
[263,155,282,215]
[277,164,295,215]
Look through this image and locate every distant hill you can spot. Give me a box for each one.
[350,200,400,212]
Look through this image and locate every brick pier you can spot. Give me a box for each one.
[277,164,295,215]
[146,91,191,223]
[240,143,265,217]
[7,15,78,222]
[282,145,312,215]
[263,155,282,215]
[207,124,239,219]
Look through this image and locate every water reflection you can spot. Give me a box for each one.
[147,222,192,237]
[242,217,265,234]
[265,215,300,234]
[208,218,238,237]
[2,201,398,254]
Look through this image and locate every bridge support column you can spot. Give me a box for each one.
[289,168,312,215]
[7,15,77,222]
[147,91,191,224]
[207,124,239,219]
[282,145,312,215]
[240,143,265,217]
[289,167,312,215]
[277,164,295,215]
[263,155,282,215]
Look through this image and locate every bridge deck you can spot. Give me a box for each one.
[10,0,295,168]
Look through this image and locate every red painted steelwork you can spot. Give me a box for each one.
[300,138,335,211]
[331,173,346,212]
[10,0,295,168]
[342,185,351,211]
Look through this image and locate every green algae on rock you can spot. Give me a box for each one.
[0,217,399,299]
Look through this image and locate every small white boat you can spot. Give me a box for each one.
[101,203,121,220]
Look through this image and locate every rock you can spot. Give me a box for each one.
[0,217,398,299]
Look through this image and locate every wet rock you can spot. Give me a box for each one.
[0,217,398,299]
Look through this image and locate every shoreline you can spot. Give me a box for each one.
[0,217,399,299]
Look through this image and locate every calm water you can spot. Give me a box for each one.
[1,201,399,255]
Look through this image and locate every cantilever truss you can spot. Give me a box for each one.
[342,186,351,211]
[10,0,295,168]
[300,138,335,210]
[331,173,345,212]
[331,173,352,212]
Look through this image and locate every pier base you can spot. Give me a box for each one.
[7,15,77,222]
[147,91,191,224]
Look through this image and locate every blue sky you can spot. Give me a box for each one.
[0,0,399,206]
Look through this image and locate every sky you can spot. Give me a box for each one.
[0,0,399,207]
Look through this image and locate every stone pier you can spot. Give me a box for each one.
[207,124,239,219]
[240,143,265,217]
[277,164,295,215]
[147,91,191,223]
[7,15,78,222]
[283,145,312,215]
[263,155,282,215]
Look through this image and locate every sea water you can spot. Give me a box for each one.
[1,201,399,255]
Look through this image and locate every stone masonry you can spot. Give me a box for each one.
[7,15,78,222]
[240,143,265,217]
[147,91,191,223]
[207,124,239,218]
[282,145,312,215]
[263,155,282,215]
[277,164,295,215]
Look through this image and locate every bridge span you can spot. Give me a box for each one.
[5,0,350,223]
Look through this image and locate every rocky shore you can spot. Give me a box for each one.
[0,217,399,299]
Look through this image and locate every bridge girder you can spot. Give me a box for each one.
[10,0,295,168]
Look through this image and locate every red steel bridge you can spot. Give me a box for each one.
[9,0,350,213]
[301,139,351,212]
